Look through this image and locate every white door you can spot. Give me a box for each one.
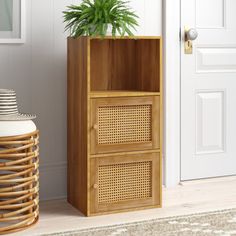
[181,0,236,180]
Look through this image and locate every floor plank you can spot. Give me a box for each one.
[9,176,236,236]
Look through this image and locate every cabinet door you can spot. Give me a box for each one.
[90,96,160,154]
[90,152,161,214]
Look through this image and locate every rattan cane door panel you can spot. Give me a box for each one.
[90,152,161,214]
[90,96,160,154]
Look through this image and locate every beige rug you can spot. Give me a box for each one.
[44,208,236,236]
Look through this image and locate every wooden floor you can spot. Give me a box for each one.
[10,176,236,236]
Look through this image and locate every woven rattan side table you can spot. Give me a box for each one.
[0,130,39,234]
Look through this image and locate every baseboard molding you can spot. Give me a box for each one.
[41,195,67,202]
[40,161,67,170]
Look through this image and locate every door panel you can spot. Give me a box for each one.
[196,90,225,154]
[90,152,160,214]
[196,47,236,72]
[181,0,236,180]
[90,96,160,154]
[196,0,225,29]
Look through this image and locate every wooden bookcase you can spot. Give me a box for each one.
[67,36,162,216]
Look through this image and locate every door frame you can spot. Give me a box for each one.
[163,0,181,187]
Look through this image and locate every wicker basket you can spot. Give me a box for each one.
[0,130,39,234]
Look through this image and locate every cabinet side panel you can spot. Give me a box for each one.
[159,37,163,207]
[67,37,88,215]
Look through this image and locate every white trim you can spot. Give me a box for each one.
[40,162,67,170]
[0,0,25,44]
[163,0,181,187]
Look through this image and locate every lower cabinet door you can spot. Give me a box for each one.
[90,152,161,214]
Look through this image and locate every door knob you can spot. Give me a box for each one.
[93,184,98,189]
[185,28,198,41]
[184,27,198,54]
[93,124,98,130]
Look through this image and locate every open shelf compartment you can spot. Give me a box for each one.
[90,38,161,93]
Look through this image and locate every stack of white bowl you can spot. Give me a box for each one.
[0,89,18,116]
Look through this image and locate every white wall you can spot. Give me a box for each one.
[0,0,162,200]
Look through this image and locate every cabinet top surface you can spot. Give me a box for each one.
[68,36,162,40]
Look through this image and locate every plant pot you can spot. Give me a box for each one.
[106,24,113,36]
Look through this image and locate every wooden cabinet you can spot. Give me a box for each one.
[67,36,162,216]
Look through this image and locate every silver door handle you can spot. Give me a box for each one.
[184,27,198,54]
[185,28,198,41]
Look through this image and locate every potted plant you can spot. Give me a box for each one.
[63,0,139,37]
